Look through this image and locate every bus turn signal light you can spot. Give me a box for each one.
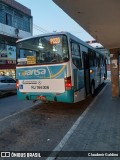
[16,79,19,89]
[90,69,93,74]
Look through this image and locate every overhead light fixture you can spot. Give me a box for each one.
[38,42,44,49]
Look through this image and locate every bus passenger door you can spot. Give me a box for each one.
[83,53,90,95]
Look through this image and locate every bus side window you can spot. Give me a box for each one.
[80,45,88,68]
[89,50,96,67]
[71,43,79,55]
[96,56,100,67]
[71,42,82,69]
[89,50,93,67]
[101,56,105,66]
[93,52,96,67]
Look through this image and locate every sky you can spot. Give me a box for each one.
[16,0,95,42]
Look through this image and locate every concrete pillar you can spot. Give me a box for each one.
[110,48,119,97]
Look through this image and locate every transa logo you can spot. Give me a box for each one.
[20,69,46,76]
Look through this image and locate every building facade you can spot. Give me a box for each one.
[0,0,33,78]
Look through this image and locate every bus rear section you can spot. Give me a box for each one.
[16,33,74,103]
[16,64,74,103]
[16,32,107,103]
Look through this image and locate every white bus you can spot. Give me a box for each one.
[16,32,107,103]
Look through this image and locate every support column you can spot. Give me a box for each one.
[110,48,119,97]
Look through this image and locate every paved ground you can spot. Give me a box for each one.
[0,86,96,160]
[49,83,120,160]
[0,94,40,120]
[0,82,113,160]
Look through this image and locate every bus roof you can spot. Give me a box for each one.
[16,31,105,56]
[16,32,69,43]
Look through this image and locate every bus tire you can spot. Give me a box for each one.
[90,81,95,96]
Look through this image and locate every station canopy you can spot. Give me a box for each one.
[53,0,120,49]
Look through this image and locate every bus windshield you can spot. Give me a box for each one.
[17,34,69,65]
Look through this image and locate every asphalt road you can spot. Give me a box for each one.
[0,94,40,120]
[0,83,106,160]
